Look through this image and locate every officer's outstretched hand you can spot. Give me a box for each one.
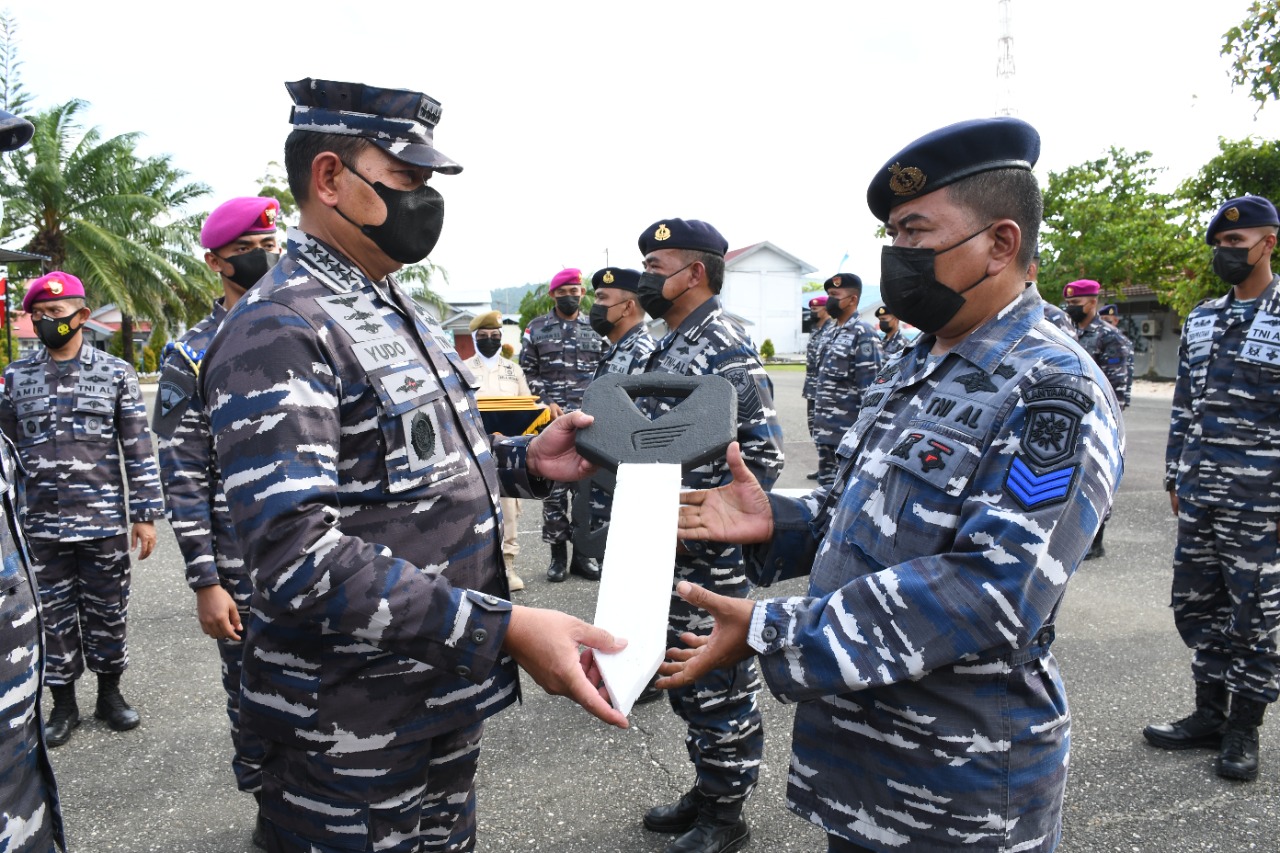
[527,410,598,483]
[655,581,756,690]
[504,605,630,729]
[678,442,774,544]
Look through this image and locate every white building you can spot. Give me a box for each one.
[721,241,817,355]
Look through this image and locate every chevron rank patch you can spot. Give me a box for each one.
[1005,455,1076,511]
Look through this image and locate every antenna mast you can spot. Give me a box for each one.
[996,0,1016,116]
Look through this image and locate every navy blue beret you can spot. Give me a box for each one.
[875,305,893,318]
[1205,195,1279,244]
[824,273,862,292]
[590,267,642,293]
[867,117,1040,223]
[1098,304,1118,317]
[286,78,461,175]
[637,219,729,257]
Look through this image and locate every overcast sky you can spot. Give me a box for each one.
[11,0,1280,301]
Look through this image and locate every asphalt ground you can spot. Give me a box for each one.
[42,369,1277,852]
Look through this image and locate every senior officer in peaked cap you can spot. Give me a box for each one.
[661,117,1124,853]
[465,310,533,592]
[201,78,627,853]
[1145,194,1280,783]
[153,196,282,845]
[634,218,785,853]
[1,271,164,750]
[0,106,65,853]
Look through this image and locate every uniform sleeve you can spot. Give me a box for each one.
[751,370,1124,703]
[852,325,884,397]
[116,365,164,523]
[0,367,15,446]
[743,490,827,586]
[1165,326,1193,492]
[724,354,784,491]
[1101,331,1132,409]
[154,357,220,590]
[205,301,511,682]
[518,323,546,404]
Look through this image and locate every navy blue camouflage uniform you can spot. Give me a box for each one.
[0,433,64,853]
[152,298,264,794]
[0,344,163,686]
[1165,274,1280,704]
[879,329,906,358]
[202,228,549,852]
[1076,315,1133,409]
[519,310,603,544]
[644,294,785,808]
[744,288,1124,851]
[803,319,832,437]
[813,315,883,485]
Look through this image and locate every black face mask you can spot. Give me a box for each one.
[475,337,503,358]
[589,301,617,336]
[825,294,845,316]
[879,320,893,334]
[35,314,81,350]
[879,224,993,335]
[1064,304,1088,324]
[336,162,445,264]
[1212,239,1265,285]
[554,295,581,317]
[219,248,280,289]
[637,263,693,319]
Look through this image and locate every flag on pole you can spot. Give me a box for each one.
[836,252,849,272]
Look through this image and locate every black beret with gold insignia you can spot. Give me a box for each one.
[866,117,1040,223]
[1205,195,1279,245]
[637,218,729,257]
[1098,304,1118,318]
[590,267,642,293]
[874,305,893,318]
[823,273,862,293]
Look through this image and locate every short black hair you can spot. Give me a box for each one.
[682,250,725,294]
[946,167,1043,270]
[283,130,371,203]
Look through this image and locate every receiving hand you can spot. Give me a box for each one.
[678,442,774,545]
[655,581,756,690]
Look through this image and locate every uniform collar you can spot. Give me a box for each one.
[667,294,722,343]
[916,286,1043,376]
[290,226,385,295]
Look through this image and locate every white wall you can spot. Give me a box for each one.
[722,247,805,354]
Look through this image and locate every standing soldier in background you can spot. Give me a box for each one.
[1099,303,1121,328]
[875,304,906,357]
[1145,195,1280,784]
[152,196,282,848]
[589,267,656,376]
[0,105,65,853]
[1063,278,1132,561]
[520,268,604,582]
[466,310,532,592]
[802,294,830,481]
[635,218,785,853]
[0,271,163,749]
[1027,247,1076,338]
[812,273,882,487]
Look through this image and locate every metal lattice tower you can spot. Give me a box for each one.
[996,0,1016,116]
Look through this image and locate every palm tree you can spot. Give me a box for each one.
[0,99,214,363]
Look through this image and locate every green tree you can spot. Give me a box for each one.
[255,160,297,222]
[1223,1,1280,109]
[760,338,775,360]
[0,11,31,114]
[0,99,215,362]
[1166,136,1280,314]
[1039,147,1195,311]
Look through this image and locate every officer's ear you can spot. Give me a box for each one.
[985,218,1020,278]
[312,152,345,209]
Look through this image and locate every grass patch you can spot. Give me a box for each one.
[764,363,806,372]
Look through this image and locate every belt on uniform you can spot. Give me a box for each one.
[966,624,1056,668]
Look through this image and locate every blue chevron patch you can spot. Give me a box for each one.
[1005,455,1076,511]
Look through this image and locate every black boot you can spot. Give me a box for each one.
[94,672,141,731]
[251,792,268,850]
[1083,523,1106,561]
[546,542,569,583]
[44,684,80,748]
[1143,681,1228,750]
[665,802,750,853]
[1218,696,1267,781]
[569,547,601,581]
[644,789,706,834]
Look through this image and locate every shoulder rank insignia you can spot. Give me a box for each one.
[1005,455,1076,511]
